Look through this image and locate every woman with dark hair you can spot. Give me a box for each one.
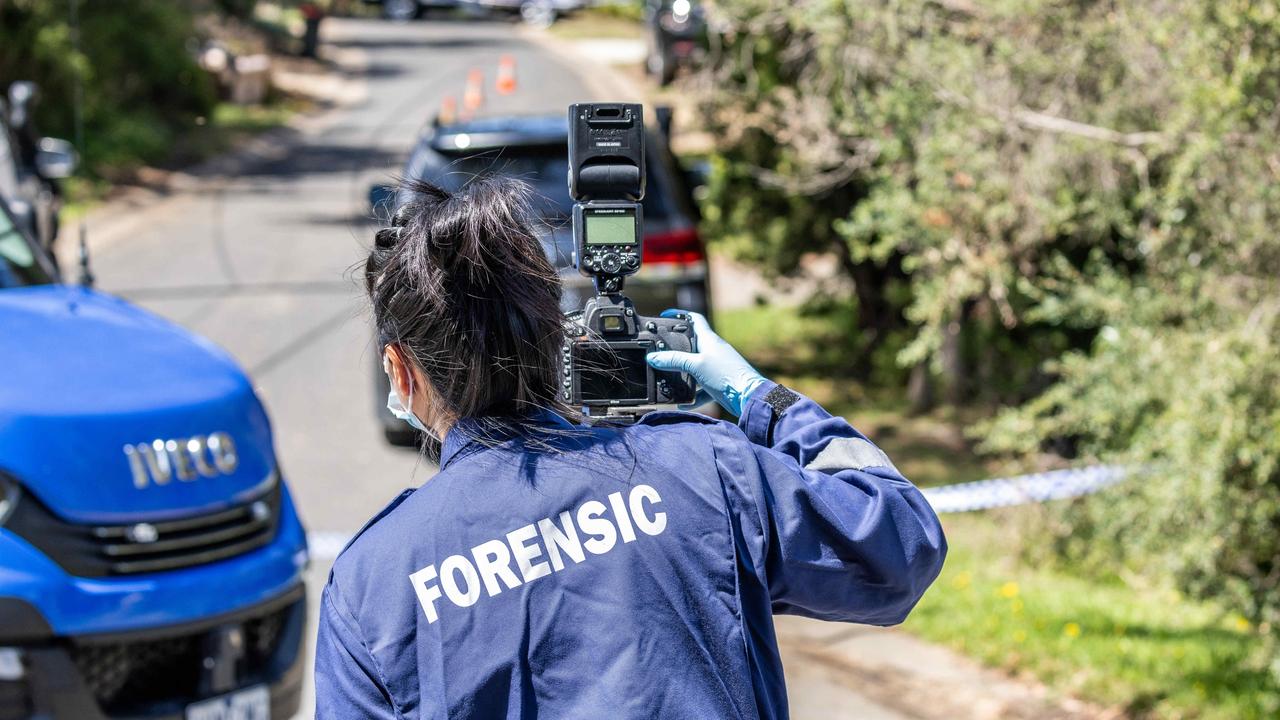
[315,177,946,719]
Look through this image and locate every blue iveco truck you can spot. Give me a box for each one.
[0,110,308,718]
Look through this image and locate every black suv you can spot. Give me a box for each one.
[369,111,710,444]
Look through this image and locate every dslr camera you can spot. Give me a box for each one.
[561,102,697,414]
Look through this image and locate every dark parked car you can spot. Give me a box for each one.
[644,0,706,85]
[369,110,711,444]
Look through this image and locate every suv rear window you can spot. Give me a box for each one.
[432,144,671,221]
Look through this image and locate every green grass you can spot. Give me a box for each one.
[171,100,300,166]
[547,9,644,40]
[714,301,1280,719]
[906,515,1277,718]
[60,177,114,222]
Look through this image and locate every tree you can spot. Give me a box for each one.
[698,0,1280,694]
[0,0,217,176]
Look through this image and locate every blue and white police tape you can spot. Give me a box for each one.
[920,464,1128,514]
[304,466,1130,561]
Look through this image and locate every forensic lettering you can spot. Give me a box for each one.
[537,511,585,571]
[408,485,667,623]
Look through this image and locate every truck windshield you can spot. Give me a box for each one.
[0,203,55,288]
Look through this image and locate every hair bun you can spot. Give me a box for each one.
[374,226,403,249]
[364,175,567,423]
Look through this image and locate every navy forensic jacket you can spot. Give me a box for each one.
[315,382,946,719]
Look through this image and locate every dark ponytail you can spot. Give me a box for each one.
[365,176,570,429]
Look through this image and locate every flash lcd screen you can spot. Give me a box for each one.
[585,212,637,245]
[575,344,649,402]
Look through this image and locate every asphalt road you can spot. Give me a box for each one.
[85,17,909,720]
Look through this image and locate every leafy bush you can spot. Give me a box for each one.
[0,0,217,177]
[697,0,1280,698]
[984,294,1280,697]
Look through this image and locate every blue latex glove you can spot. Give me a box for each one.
[646,310,768,416]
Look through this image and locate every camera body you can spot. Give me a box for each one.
[562,102,697,411]
[561,296,697,408]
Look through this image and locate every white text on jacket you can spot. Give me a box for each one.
[408,485,667,623]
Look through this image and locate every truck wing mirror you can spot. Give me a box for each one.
[35,137,77,179]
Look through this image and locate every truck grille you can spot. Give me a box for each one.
[70,594,298,713]
[5,477,280,577]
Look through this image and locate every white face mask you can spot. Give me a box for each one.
[385,354,432,436]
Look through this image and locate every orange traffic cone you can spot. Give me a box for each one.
[439,95,458,125]
[463,69,485,112]
[496,55,517,96]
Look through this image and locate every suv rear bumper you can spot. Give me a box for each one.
[0,584,306,720]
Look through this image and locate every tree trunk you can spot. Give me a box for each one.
[907,362,933,413]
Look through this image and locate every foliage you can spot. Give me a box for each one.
[0,0,217,177]
[982,291,1280,685]
[715,302,997,488]
[698,0,1280,703]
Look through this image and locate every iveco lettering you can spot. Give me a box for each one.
[123,431,239,488]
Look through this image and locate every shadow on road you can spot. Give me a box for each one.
[328,36,505,51]
[236,141,403,178]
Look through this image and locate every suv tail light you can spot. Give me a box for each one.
[642,228,705,265]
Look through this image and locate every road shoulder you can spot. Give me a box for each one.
[775,616,1106,720]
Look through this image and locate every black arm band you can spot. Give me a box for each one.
[761,384,800,415]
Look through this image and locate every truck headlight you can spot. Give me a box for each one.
[0,474,19,526]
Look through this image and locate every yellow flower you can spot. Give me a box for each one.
[1063,622,1081,639]
[1231,615,1251,632]
[998,581,1020,599]
[1013,629,1027,643]
[952,571,972,590]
